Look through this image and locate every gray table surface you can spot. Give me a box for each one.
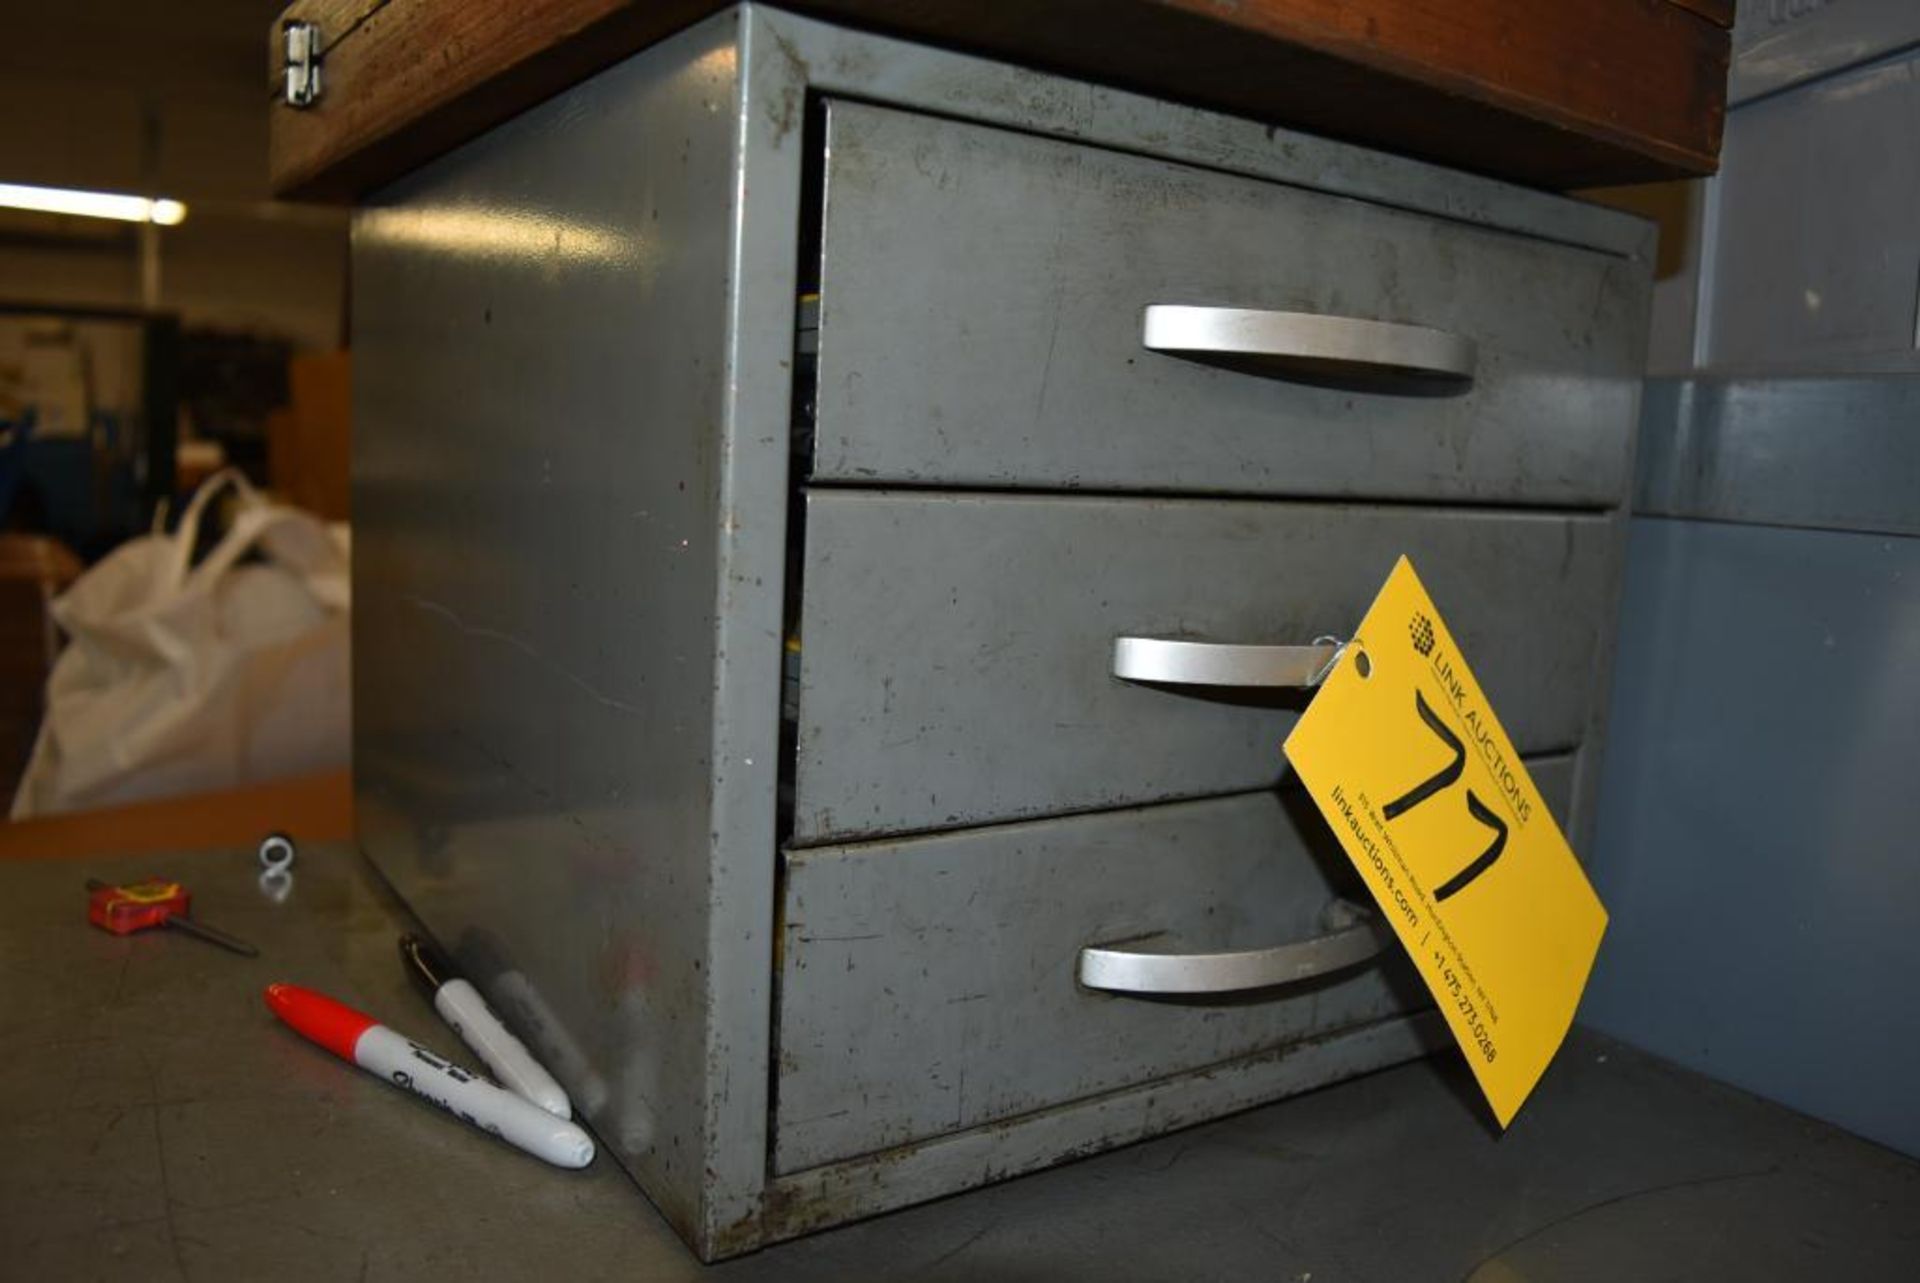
[4,841,1916,1281]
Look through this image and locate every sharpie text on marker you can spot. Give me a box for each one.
[264,982,595,1169]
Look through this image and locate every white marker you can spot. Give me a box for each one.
[401,934,574,1119]
[264,983,595,1169]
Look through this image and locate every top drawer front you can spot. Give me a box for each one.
[813,103,1645,506]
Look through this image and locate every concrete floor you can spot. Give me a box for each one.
[5,842,1917,1282]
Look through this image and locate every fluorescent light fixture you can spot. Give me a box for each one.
[0,182,188,226]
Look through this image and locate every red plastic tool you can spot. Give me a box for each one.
[85,878,258,957]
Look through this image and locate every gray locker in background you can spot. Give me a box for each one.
[1582,0,1920,1157]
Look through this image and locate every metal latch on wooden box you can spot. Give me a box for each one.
[283,21,322,108]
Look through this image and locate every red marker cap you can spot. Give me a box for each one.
[265,983,378,1061]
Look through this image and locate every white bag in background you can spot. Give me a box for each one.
[11,469,350,818]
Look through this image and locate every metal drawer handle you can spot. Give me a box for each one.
[1079,900,1387,996]
[1113,636,1340,689]
[1142,304,1477,382]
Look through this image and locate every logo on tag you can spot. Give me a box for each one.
[1409,613,1435,656]
[1284,556,1606,1126]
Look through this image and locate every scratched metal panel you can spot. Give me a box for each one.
[793,492,1609,843]
[1703,43,1920,375]
[1730,0,1920,105]
[351,14,772,1247]
[775,757,1573,1173]
[1584,517,1920,1158]
[1636,377,1920,537]
[810,102,1646,505]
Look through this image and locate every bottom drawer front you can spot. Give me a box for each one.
[774,756,1574,1174]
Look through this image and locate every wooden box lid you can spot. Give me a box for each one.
[270,0,1731,201]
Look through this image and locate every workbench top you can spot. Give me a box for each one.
[4,841,1916,1279]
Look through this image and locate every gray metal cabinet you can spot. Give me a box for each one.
[352,5,1649,1260]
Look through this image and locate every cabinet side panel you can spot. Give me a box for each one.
[351,15,741,1242]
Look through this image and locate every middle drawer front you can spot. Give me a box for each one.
[792,491,1609,844]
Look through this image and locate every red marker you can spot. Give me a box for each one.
[265,983,594,1169]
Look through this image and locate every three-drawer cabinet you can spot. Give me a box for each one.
[352,5,1649,1259]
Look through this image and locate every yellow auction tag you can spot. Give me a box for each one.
[1284,556,1606,1126]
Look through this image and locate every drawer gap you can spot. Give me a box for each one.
[801,477,1619,518]
[769,92,832,1182]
